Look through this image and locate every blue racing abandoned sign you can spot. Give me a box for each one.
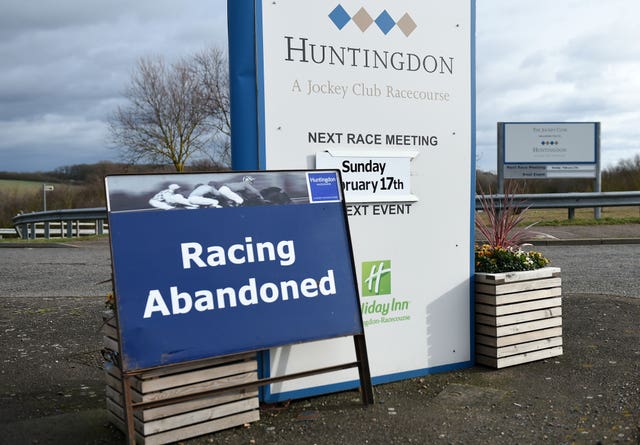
[105,170,362,372]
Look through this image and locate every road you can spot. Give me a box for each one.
[0,237,639,444]
[537,244,640,297]
[0,240,112,298]
[0,238,638,298]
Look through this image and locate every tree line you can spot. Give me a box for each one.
[1,155,639,228]
[0,160,224,228]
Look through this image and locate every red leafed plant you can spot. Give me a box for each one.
[475,182,536,249]
[475,182,550,273]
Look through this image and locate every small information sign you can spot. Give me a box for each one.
[316,150,419,203]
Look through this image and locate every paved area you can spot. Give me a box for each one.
[0,227,639,444]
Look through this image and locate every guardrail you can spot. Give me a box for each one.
[478,191,640,219]
[12,207,108,240]
[8,191,640,240]
[0,228,18,238]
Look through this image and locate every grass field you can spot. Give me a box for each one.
[1,178,638,226]
[527,207,640,223]
[0,179,49,195]
[0,179,80,197]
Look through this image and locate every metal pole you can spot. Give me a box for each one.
[42,184,47,212]
[497,123,505,194]
[594,122,602,219]
[122,374,137,445]
[353,334,375,405]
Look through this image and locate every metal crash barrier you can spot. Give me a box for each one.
[9,191,640,239]
[12,207,108,239]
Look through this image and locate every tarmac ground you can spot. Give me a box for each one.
[0,224,639,444]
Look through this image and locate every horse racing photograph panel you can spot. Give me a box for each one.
[105,171,312,213]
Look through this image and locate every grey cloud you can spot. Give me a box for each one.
[0,0,226,171]
[0,1,205,37]
[2,0,639,173]
[475,1,640,171]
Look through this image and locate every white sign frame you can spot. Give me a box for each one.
[229,0,476,402]
[497,122,601,190]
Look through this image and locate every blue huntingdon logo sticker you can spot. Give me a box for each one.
[329,5,417,36]
[307,171,341,202]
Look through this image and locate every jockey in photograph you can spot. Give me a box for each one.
[187,183,222,208]
[219,176,265,205]
[148,184,195,209]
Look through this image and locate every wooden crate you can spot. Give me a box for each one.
[475,267,563,368]
[102,313,260,444]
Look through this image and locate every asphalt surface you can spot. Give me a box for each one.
[0,225,639,444]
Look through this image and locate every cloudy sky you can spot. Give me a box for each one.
[1,1,639,172]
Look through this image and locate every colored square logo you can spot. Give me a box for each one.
[362,260,391,296]
[329,5,351,30]
[375,10,396,35]
[307,172,341,202]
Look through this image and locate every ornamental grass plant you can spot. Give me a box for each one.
[475,183,550,273]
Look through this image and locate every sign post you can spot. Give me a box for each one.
[229,0,475,401]
[42,184,54,211]
[105,170,373,443]
[498,122,601,217]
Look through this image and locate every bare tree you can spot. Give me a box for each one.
[192,47,231,166]
[109,56,212,172]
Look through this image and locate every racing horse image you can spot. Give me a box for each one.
[149,176,292,210]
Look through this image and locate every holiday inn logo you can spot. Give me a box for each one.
[362,260,391,296]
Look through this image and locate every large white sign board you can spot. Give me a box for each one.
[229,0,475,402]
[501,122,599,179]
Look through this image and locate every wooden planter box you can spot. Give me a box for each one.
[475,267,562,368]
[102,313,260,444]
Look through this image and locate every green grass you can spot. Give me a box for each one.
[522,207,640,225]
[475,207,640,228]
[0,179,78,194]
[0,179,47,195]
